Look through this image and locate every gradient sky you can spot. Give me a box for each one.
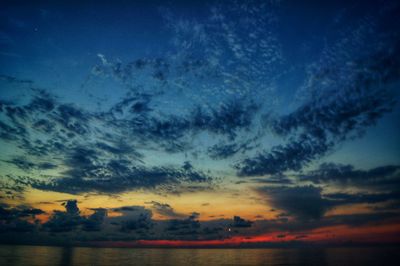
[0,0,399,247]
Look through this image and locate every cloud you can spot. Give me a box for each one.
[207,138,257,160]
[249,211,400,235]
[257,181,400,222]
[110,93,153,115]
[0,199,399,245]
[63,200,80,215]
[0,175,31,200]
[25,158,212,194]
[3,156,57,171]
[232,216,253,228]
[325,191,400,205]
[236,40,399,176]
[90,48,265,154]
[237,135,332,176]
[0,205,45,221]
[119,97,260,153]
[0,0,399,247]
[0,74,33,85]
[119,213,153,232]
[166,213,201,238]
[0,204,44,233]
[190,99,260,140]
[43,200,82,232]
[147,201,186,219]
[208,142,239,159]
[1,74,261,196]
[53,104,91,135]
[111,206,153,232]
[0,120,26,141]
[257,185,333,220]
[292,163,400,209]
[26,90,56,113]
[301,163,400,189]
[251,174,294,185]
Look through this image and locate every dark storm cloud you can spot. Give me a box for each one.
[232,216,253,228]
[63,200,80,214]
[0,218,36,233]
[25,201,249,241]
[0,201,247,242]
[0,205,45,221]
[82,208,107,232]
[236,41,400,176]
[250,211,400,236]
[119,213,153,232]
[284,163,400,212]
[0,204,44,233]
[43,200,82,232]
[113,206,147,212]
[321,212,400,228]
[301,163,400,189]
[166,212,201,237]
[257,186,332,220]
[325,191,400,205]
[110,205,153,232]
[257,182,400,221]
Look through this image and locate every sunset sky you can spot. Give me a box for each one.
[0,0,399,247]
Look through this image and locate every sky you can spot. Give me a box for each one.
[0,0,399,247]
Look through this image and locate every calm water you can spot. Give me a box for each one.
[0,245,398,266]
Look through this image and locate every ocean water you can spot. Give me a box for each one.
[0,245,398,266]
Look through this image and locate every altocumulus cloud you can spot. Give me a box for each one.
[236,41,399,176]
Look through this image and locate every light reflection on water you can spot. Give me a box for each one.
[0,245,398,266]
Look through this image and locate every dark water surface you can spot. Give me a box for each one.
[0,245,398,266]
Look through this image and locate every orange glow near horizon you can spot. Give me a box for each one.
[15,187,274,221]
[88,222,400,248]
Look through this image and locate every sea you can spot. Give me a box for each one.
[0,245,398,266]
